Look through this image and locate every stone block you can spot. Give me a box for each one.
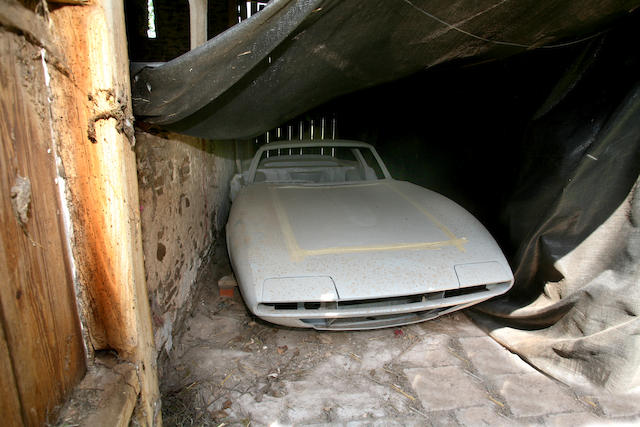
[398,334,465,368]
[459,336,533,376]
[455,405,513,426]
[404,366,488,411]
[595,391,640,418]
[491,373,583,417]
[543,411,603,426]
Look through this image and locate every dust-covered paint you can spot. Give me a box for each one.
[227,141,513,329]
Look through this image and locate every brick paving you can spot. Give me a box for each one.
[162,285,640,426]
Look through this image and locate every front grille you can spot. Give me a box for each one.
[257,282,511,330]
[262,290,447,312]
[444,285,487,298]
[273,302,298,310]
[258,282,510,316]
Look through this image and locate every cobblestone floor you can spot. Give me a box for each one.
[161,264,640,426]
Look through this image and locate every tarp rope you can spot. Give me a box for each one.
[401,0,607,49]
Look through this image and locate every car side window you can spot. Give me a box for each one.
[355,148,385,179]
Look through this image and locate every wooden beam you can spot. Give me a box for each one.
[47,0,161,424]
[56,355,140,427]
[189,0,208,49]
[0,28,87,426]
[0,1,61,55]
[0,320,23,427]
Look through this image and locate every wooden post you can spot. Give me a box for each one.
[189,0,208,49]
[228,0,239,27]
[47,0,161,424]
[0,3,87,425]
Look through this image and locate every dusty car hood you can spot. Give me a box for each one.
[273,182,466,255]
[227,179,512,301]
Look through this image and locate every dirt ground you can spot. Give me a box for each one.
[159,250,640,426]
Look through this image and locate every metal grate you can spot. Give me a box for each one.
[256,116,339,158]
[235,0,270,23]
[262,290,452,312]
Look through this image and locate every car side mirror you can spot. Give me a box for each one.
[230,173,245,202]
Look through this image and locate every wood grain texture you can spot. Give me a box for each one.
[48,1,138,355]
[49,1,161,424]
[56,355,140,427]
[0,29,86,426]
[0,319,23,427]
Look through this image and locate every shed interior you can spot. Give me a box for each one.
[124,0,640,398]
[0,0,638,425]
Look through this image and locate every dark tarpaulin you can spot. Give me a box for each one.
[325,18,640,391]
[470,24,640,392]
[131,0,639,140]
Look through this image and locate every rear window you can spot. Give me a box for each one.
[253,144,385,184]
[261,145,357,162]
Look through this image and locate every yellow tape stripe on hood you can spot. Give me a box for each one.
[269,183,467,263]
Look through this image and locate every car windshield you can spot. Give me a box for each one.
[250,143,388,184]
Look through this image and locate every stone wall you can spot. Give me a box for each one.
[135,130,236,355]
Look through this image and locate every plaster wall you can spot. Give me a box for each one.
[135,130,236,355]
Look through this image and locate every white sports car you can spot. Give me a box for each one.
[226,140,513,330]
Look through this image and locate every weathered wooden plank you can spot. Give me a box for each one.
[0,1,61,57]
[48,1,161,424]
[56,355,140,427]
[188,0,208,49]
[0,29,86,426]
[48,2,138,355]
[0,318,23,427]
